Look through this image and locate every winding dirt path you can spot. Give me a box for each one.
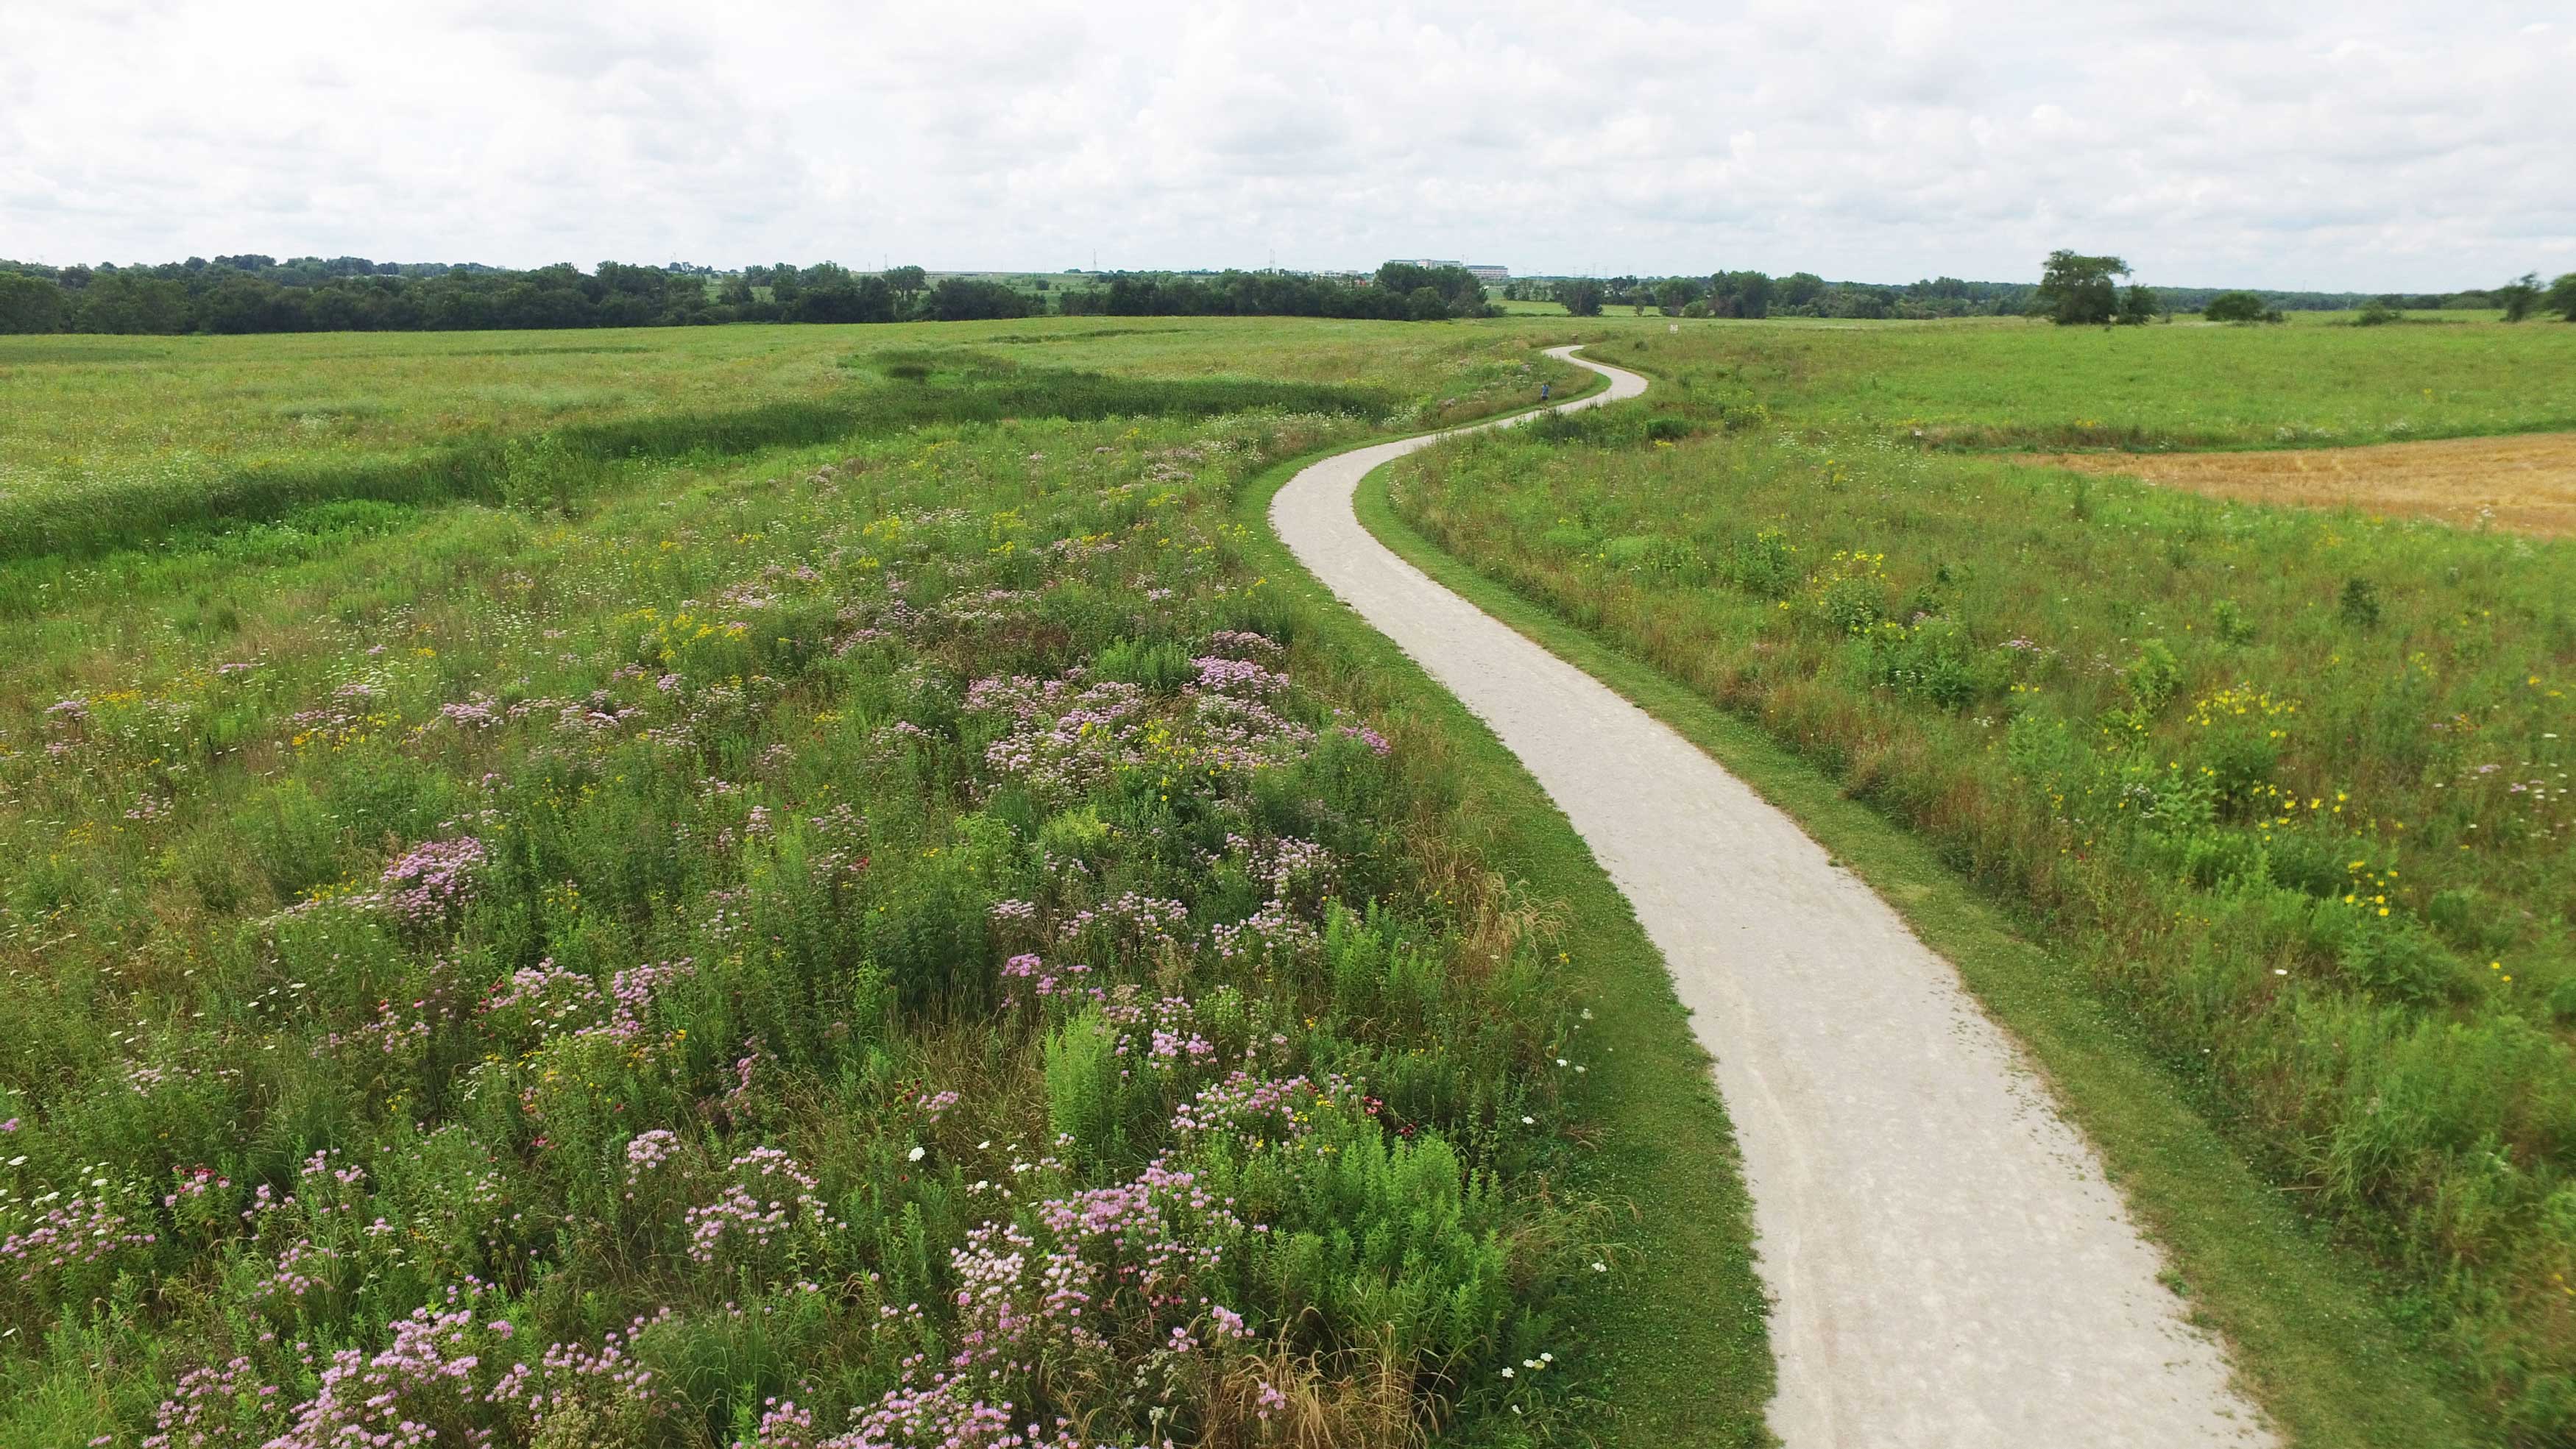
[1271,346,2272,1447]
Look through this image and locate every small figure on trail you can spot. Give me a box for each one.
[1540,381,1551,401]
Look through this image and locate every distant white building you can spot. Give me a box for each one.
[1389,259,1510,282]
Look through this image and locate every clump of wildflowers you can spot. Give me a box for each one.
[684,1148,839,1267]
[624,1129,682,1180]
[1,1191,157,1288]
[361,837,487,927]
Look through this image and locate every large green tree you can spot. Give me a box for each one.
[790,272,896,324]
[2034,250,2130,325]
[2546,272,2576,322]
[2202,290,2272,323]
[2497,272,2542,322]
[924,277,1030,322]
[1373,262,1485,316]
[1707,270,1772,318]
[0,272,67,333]
[74,271,191,333]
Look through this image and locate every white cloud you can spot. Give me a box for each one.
[2,0,2569,290]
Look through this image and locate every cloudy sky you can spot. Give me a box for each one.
[6,1,2569,291]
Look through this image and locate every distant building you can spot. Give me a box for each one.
[1387,259,1510,282]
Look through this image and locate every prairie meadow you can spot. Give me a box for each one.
[1633,313,2576,452]
[0,321,1772,1447]
[1387,317,2576,1442]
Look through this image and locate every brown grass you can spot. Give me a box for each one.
[2033,430,2576,537]
[1192,1332,1427,1449]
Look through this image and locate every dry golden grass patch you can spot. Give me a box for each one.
[2035,431,2576,536]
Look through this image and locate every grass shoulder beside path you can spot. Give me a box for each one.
[1233,379,1778,1448]
[1347,437,2484,1448]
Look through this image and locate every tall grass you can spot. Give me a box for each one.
[0,355,1618,1444]
[0,316,1577,520]
[1388,387,2576,1439]
[0,365,1395,559]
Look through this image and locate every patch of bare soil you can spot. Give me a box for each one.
[2034,431,2576,538]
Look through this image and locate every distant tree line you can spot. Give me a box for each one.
[0,256,722,334]
[2175,273,2576,323]
[1066,263,1494,321]
[1504,271,2039,319]
[2151,269,2576,325]
[1504,263,2576,324]
[2027,253,2576,327]
[0,255,1494,335]
[7,251,2566,336]
[0,255,1055,335]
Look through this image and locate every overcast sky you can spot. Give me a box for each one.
[6,1,2569,291]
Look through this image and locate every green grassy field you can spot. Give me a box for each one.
[12,308,2572,1445]
[1384,319,2576,1443]
[0,319,1564,483]
[0,321,1784,1446]
[0,319,1589,561]
[1355,462,2484,1448]
[1619,313,2576,450]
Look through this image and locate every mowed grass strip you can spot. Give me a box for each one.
[1356,450,2486,1447]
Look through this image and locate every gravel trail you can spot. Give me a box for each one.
[1270,345,2273,1448]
